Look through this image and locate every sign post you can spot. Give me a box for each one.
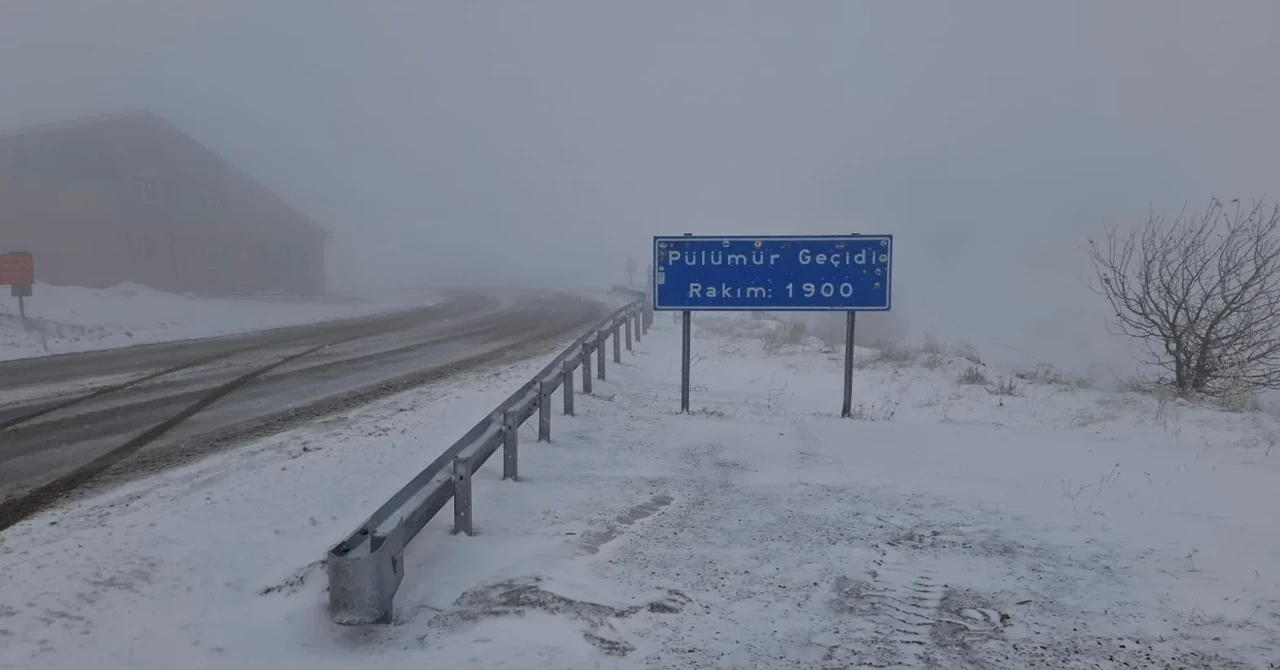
[842,311,856,418]
[0,252,35,328]
[653,235,893,415]
[680,233,692,413]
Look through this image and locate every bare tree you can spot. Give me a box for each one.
[1087,198,1280,396]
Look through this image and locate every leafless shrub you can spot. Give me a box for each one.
[1120,371,1260,413]
[987,376,1019,397]
[1216,388,1263,413]
[1185,606,1226,627]
[848,400,899,422]
[957,365,988,385]
[953,341,983,365]
[921,330,947,356]
[914,390,943,408]
[1067,407,1109,428]
[1211,359,1264,413]
[761,319,808,354]
[696,315,747,340]
[1235,417,1279,456]
[807,315,847,348]
[1087,198,1280,398]
[1015,363,1091,389]
[874,339,916,363]
[802,311,911,349]
[1060,479,1091,511]
[922,353,946,369]
[761,373,790,412]
[1117,375,1151,394]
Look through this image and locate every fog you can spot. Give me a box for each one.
[2,1,1278,378]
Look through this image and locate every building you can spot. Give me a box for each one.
[0,110,328,296]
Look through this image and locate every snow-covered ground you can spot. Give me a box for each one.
[1,313,1278,669]
[0,283,438,361]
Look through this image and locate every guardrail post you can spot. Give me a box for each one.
[634,312,642,343]
[625,314,633,351]
[581,345,593,394]
[643,301,652,334]
[596,330,607,381]
[453,456,473,536]
[326,530,404,625]
[502,410,519,481]
[612,321,621,363]
[538,381,552,441]
[563,360,575,416]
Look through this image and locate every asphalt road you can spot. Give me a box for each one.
[0,290,608,528]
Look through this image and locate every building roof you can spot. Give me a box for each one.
[0,109,330,239]
[0,109,154,141]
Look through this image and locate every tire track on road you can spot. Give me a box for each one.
[0,292,605,531]
[0,316,512,454]
[0,299,495,529]
[0,342,329,531]
[0,298,480,432]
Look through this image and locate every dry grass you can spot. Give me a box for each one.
[1015,363,1092,389]
[1118,372,1263,414]
[1216,388,1263,413]
[987,376,1020,397]
[847,399,900,422]
[958,365,988,386]
[873,339,916,364]
[761,318,810,354]
[921,330,947,356]
[953,341,984,365]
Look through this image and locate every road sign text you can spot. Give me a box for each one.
[0,252,34,287]
[653,236,892,311]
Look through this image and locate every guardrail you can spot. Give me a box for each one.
[326,292,653,625]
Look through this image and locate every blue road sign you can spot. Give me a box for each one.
[652,235,893,311]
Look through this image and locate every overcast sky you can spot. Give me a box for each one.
[2,0,1278,376]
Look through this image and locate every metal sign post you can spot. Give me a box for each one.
[680,233,692,413]
[841,232,861,418]
[841,311,856,418]
[653,234,893,416]
[681,310,692,413]
[1,252,35,331]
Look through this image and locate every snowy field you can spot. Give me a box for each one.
[0,282,437,361]
[1,313,1279,669]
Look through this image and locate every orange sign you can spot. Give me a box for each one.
[0,252,34,286]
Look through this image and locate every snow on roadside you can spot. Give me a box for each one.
[0,282,438,361]
[1,313,1279,669]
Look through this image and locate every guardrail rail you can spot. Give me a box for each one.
[326,291,653,624]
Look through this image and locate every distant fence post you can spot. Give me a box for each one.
[612,321,621,363]
[562,360,575,415]
[453,456,473,536]
[582,345,593,395]
[634,311,641,343]
[625,314,633,351]
[597,330,607,380]
[502,410,519,481]
[537,381,552,441]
